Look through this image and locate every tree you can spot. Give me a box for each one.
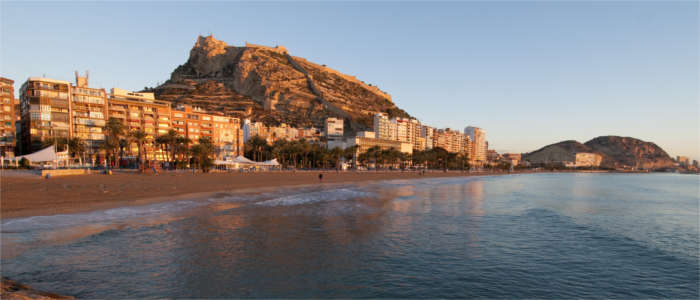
[19,157,30,169]
[191,137,215,172]
[245,135,270,162]
[456,152,470,171]
[68,137,86,165]
[329,147,344,171]
[128,130,148,172]
[103,118,125,168]
[175,136,192,165]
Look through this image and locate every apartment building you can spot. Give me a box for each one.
[108,88,172,159]
[297,127,322,142]
[19,78,72,154]
[348,136,412,158]
[420,125,435,150]
[71,73,108,153]
[211,114,242,159]
[373,113,396,141]
[171,104,211,143]
[0,77,16,156]
[465,126,487,164]
[325,117,344,137]
[270,123,299,142]
[242,119,270,143]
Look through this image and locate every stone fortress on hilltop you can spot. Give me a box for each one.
[154,35,401,134]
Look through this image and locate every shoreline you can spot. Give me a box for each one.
[0,169,624,220]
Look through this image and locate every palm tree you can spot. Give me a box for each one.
[155,135,169,162]
[328,147,344,171]
[103,118,125,168]
[164,129,179,162]
[245,135,269,162]
[128,130,148,172]
[68,137,86,166]
[174,136,192,167]
[191,137,215,172]
[118,138,128,168]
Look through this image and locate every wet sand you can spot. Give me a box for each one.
[1,170,523,219]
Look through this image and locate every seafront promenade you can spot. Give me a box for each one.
[0,169,550,219]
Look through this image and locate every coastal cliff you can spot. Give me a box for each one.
[153,35,410,133]
[524,136,675,170]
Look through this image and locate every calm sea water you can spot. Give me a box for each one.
[2,173,698,298]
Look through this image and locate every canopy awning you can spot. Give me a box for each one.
[261,158,280,166]
[10,146,69,162]
[231,155,257,164]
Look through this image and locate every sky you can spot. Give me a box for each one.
[1,1,698,160]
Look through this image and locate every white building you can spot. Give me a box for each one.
[325,117,344,137]
[242,119,252,142]
[421,125,435,150]
[373,113,396,141]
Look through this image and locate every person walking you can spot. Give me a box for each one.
[318,173,323,182]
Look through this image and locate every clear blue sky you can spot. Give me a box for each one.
[1,1,697,160]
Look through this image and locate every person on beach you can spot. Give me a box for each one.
[318,173,323,182]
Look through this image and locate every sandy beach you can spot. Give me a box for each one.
[1,169,524,219]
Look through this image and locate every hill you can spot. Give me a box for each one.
[584,136,674,169]
[152,35,410,134]
[524,136,674,170]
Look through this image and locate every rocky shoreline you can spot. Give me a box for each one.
[1,277,73,300]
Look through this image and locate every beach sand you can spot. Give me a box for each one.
[1,170,519,219]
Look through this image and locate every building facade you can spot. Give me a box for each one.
[0,77,16,156]
[325,117,344,137]
[373,113,396,141]
[349,136,412,158]
[172,104,242,159]
[71,73,108,154]
[465,126,486,164]
[108,88,172,160]
[568,152,602,168]
[19,78,72,154]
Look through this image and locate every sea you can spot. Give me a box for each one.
[1,173,698,298]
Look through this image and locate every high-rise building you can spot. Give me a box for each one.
[373,113,396,141]
[465,126,486,164]
[0,77,16,156]
[71,72,108,154]
[394,117,410,143]
[461,135,472,156]
[19,78,72,154]
[420,125,435,150]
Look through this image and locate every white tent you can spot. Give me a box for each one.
[214,160,235,166]
[261,158,280,166]
[232,155,257,165]
[11,146,69,163]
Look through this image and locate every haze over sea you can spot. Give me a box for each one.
[1,173,698,298]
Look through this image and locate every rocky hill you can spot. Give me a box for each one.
[152,35,410,134]
[584,136,674,169]
[524,136,674,170]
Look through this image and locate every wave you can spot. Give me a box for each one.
[256,187,374,207]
